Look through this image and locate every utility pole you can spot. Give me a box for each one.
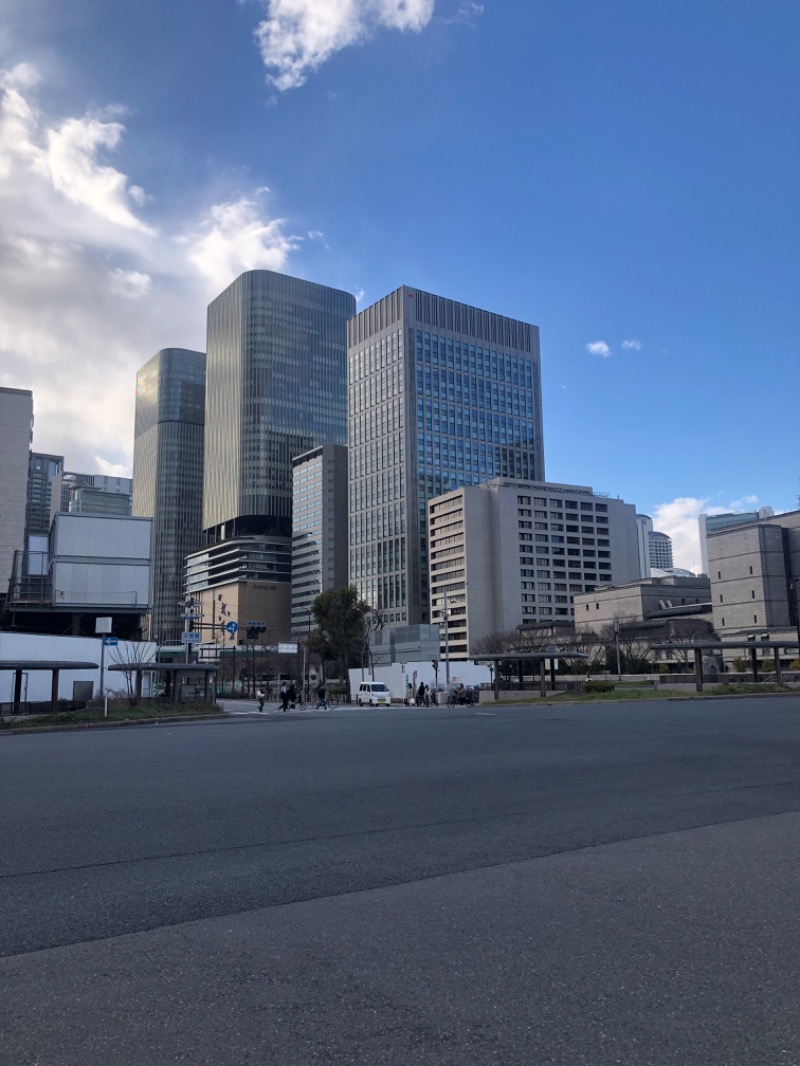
[613,617,622,682]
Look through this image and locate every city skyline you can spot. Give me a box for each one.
[1,1,797,571]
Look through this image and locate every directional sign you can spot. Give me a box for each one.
[225,621,239,635]
[182,631,201,644]
[102,636,118,647]
[278,642,298,655]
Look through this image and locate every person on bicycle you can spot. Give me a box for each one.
[286,681,297,710]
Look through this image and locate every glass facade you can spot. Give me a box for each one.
[132,348,206,644]
[291,444,348,629]
[25,452,63,537]
[348,286,544,627]
[203,270,355,540]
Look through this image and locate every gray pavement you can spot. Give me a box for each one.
[2,696,800,1064]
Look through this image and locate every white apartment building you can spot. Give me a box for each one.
[428,478,640,659]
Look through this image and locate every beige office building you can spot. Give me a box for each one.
[428,478,640,658]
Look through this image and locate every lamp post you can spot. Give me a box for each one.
[443,590,451,686]
[790,578,800,661]
[300,606,313,702]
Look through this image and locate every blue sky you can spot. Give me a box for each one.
[1,0,797,568]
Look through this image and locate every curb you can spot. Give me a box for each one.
[0,712,226,736]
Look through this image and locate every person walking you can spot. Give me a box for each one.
[286,681,297,710]
[417,682,426,707]
[256,687,266,713]
[279,682,289,712]
[316,683,327,710]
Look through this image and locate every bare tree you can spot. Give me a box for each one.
[108,642,157,706]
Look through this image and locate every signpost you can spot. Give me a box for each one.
[181,632,201,644]
[96,618,113,718]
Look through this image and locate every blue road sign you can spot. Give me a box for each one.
[102,637,118,646]
[225,621,239,635]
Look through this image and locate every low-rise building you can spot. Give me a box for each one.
[573,575,712,633]
[708,509,800,644]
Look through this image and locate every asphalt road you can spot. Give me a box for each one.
[3,696,800,1064]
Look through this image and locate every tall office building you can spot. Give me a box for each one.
[60,472,133,514]
[635,514,653,579]
[69,486,132,516]
[291,444,349,630]
[0,387,33,597]
[428,479,639,657]
[202,270,355,542]
[648,530,674,571]
[133,348,206,644]
[348,286,544,627]
[25,452,64,537]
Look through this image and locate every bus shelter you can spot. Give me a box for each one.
[650,639,799,691]
[0,660,98,715]
[472,648,589,700]
[108,661,219,703]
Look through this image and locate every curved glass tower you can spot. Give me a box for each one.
[203,270,355,542]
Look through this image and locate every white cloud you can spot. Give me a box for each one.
[0,64,308,475]
[108,268,152,299]
[186,192,300,292]
[254,0,436,91]
[621,338,641,351]
[585,340,611,357]
[652,494,767,572]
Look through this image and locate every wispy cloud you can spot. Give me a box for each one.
[0,63,307,474]
[439,1,485,26]
[254,0,436,91]
[621,338,641,351]
[585,340,611,357]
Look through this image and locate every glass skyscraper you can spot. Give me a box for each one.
[202,270,356,542]
[133,347,206,644]
[348,286,544,627]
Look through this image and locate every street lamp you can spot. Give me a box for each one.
[790,577,800,663]
[443,590,451,686]
[300,605,313,702]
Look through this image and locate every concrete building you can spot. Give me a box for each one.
[648,530,673,571]
[349,286,544,629]
[699,507,775,574]
[708,510,800,643]
[0,387,33,599]
[6,512,152,638]
[184,535,292,647]
[202,270,354,545]
[635,514,653,579]
[132,348,206,645]
[427,478,640,659]
[573,575,712,633]
[291,445,348,632]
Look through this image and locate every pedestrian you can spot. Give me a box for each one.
[316,682,327,710]
[256,687,265,713]
[417,681,426,706]
[279,682,289,712]
[286,681,297,710]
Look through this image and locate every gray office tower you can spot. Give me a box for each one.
[202,271,355,541]
[133,348,206,644]
[0,387,33,596]
[348,286,544,627]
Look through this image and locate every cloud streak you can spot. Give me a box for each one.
[621,338,641,351]
[254,0,436,91]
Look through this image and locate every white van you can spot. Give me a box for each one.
[357,681,391,706]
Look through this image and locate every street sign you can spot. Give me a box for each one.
[225,621,239,635]
[278,642,298,654]
[95,617,113,635]
[182,631,201,644]
[102,636,118,646]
